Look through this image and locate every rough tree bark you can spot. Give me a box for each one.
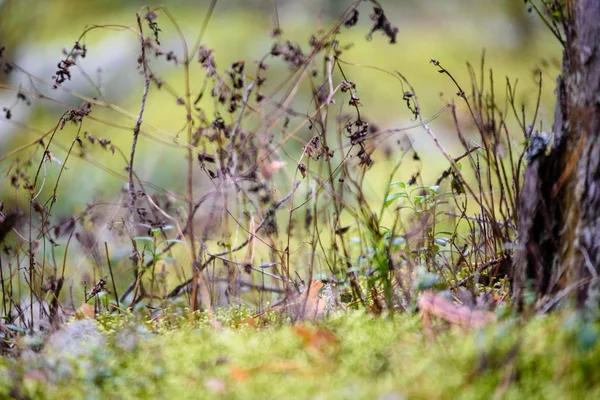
[514,0,600,309]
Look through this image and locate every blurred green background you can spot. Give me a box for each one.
[0,0,560,208]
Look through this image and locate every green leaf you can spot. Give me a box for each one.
[384,192,408,207]
[133,236,154,242]
[4,324,26,334]
[434,238,449,247]
[153,225,176,234]
[391,236,405,247]
[390,181,407,189]
[413,267,444,291]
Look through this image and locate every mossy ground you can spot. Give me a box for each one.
[2,310,599,400]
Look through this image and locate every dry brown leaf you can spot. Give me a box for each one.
[244,316,258,328]
[259,160,286,180]
[294,325,339,353]
[304,136,322,160]
[75,303,95,319]
[293,278,326,320]
[297,162,307,178]
[418,290,495,341]
[252,278,327,321]
[229,366,250,382]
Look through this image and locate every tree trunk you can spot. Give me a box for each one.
[514,0,600,309]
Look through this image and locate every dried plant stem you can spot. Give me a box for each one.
[104,242,119,309]
[396,72,488,216]
[129,13,152,223]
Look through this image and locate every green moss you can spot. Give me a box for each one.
[2,311,599,399]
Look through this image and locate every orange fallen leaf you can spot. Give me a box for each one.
[244,316,258,328]
[75,303,95,319]
[252,278,328,321]
[293,278,326,320]
[294,325,339,353]
[229,366,250,382]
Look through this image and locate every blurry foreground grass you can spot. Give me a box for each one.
[2,310,599,400]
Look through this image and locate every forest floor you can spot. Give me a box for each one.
[1,308,599,399]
